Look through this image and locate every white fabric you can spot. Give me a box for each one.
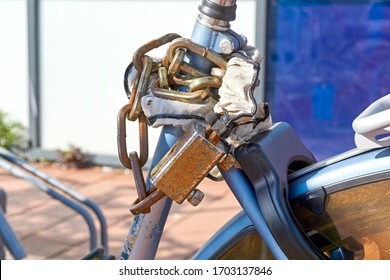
[133,45,272,147]
[141,88,217,131]
[214,46,263,119]
[213,46,272,147]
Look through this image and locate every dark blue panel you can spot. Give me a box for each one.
[265,0,390,160]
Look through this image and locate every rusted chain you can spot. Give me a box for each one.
[118,34,231,215]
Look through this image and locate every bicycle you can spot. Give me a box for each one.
[114,0,390,260]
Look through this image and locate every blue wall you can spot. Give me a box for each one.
[265,0,390,160]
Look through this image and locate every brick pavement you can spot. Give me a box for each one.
[0,162,241,260]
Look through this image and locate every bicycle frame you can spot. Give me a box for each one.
[120,0,254,259]
[121,127,290,260]
[120,0,390,260]
[120,0,294,259]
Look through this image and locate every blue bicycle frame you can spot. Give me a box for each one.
[120,0,390,260]
[120,0,249,260]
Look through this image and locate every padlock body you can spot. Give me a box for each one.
[150,126,225,204]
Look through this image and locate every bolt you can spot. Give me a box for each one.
[218,154,240,171]
[219,39,235,55]
[187,189,204,206]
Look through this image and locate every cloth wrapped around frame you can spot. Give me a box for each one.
[125,45,272,148]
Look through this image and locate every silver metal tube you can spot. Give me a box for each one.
[197,0,237,31]
[197,14,230,31]
[209,0,236,6]
[27,0,41,148]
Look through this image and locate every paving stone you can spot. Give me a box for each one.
[0,179,32,195]
[55,241,90,260]
[8,211,69,239]
[0,162,244,260]
[5,189,50,217]
[20,233,74,260]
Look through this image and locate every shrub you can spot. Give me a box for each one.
[0,110,26,150]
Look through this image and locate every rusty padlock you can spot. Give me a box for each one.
[129,124,227,214]
[150,124,226,204]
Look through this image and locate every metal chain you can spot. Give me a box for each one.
[118,33,228,166]
[117,33,229,215]
[155,37,227,103]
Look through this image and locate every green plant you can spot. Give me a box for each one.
[0,110,26,149]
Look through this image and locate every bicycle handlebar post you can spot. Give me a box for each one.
[197,0,237,30]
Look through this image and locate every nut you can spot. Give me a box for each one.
[187,189,205,206]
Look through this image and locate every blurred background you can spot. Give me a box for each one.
[0,0,389,163]
[0,0,260,166]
